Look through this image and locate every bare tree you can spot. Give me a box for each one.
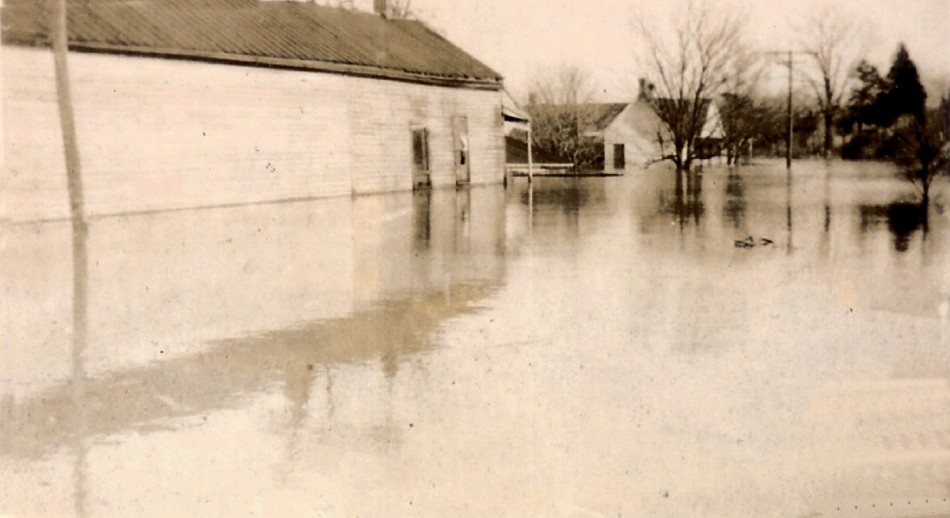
[895,91,949,208]
[526,65,600,171]
[797,8,869,158]
[719,45,767,165]
[637,0,748,174]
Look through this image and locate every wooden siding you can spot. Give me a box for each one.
[345,72,504,194]
[601,100,724,171]
[2,47,505,222]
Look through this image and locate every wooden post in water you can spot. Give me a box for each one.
[786,48,793,170]
[0,0,4,183]
[49,0,85,223]
[527,123,534,183]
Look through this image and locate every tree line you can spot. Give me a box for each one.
[522,1,948,204]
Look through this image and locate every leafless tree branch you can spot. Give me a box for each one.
[796,6,870,157]
[526,64,600,171]
[636,0,748,172]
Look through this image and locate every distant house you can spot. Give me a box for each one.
[582,103,639,171]
[504,102,630,172]
[647,97,726,163]
[1,0,506,221]
[583,90,726,173]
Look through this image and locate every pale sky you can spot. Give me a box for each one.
[358,0,950,103]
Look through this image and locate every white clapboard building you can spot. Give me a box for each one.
[1,0,506,221]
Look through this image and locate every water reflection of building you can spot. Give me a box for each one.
[354,187,507,304]
[0,187,508,516]
[512,178,610,247]
[517,178,607,215]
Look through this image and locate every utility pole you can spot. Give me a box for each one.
[766,49,809,171]
[525,99,533,182]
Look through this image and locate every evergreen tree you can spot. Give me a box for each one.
[881,43,927,124]
[839,61,891,159]
[849,61,889,130]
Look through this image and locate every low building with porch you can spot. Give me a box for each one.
[1,0,506,222]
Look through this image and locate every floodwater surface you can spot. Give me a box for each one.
[2,160,949,517]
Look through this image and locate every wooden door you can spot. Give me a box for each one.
[613,144,626,170]
[410,126,430,189]
[452,116,470,185]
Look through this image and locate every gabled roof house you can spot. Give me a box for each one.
[584,92,725,172]
[2,0,507,221]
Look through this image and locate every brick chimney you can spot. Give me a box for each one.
[373,0,394,18]
[638,78,656,100]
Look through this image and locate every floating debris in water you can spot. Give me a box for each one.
[734,236,774,248]
[734,236,755,248]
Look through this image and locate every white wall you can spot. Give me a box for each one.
[1,47,505,221]
[603,103,663,173]
[346,71,505,194]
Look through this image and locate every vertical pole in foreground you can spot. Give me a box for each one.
[786,49,793,170]
[50,0,85,223]
[1,0,5,183]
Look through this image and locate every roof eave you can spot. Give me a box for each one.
[8,41,504,90]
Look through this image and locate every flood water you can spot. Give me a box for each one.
[2,160,949,517]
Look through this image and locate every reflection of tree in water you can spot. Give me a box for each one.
[723,171,746,229]
[657,171,705,229]
[859,201,929,252]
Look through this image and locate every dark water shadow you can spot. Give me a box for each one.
[516,178,609,242]
[412,188,432,251]
[518,177,608,212]
[723,170,746,229]
[859,201,929,252]
[658,171,705,229]
[1,269,498,465]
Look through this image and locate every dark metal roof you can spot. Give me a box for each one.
[585,103,629,131]
[1,0,503,88]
